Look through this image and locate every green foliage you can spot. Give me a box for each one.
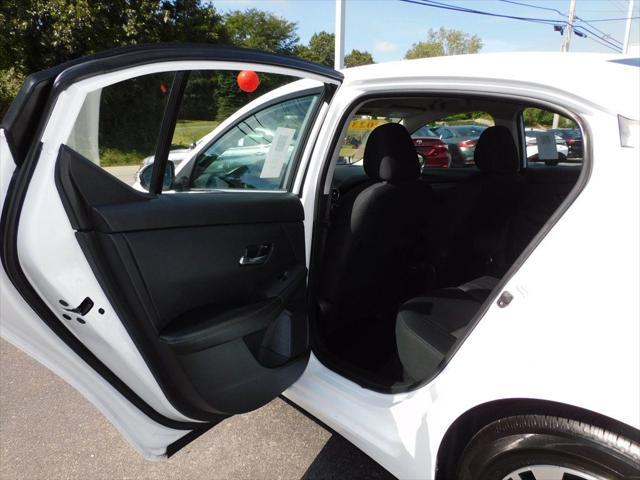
[0,0,226,73]
[224,9,298,54]
[523,108,554,128]
[99,147,147,167]
[296,31,336,66]
[180,71,219,121]
[523,108,576,129]
[345,49,374,68]
[0,67,24,118]
[0,0,227,116]
[214,10,300,121]
[0,2,373,164]
[296,31,375,68]
[427,111,494,127]
[405,27,482,59]
[99,72,174,156]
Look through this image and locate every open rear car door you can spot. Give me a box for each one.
[0,44,342,457]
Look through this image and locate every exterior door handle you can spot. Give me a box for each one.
[239,243,273,266]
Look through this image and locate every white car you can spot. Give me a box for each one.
[1,46,639,480]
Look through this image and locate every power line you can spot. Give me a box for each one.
[400,0,622,52]
[575,19,622,47]
[400,0,561,25]
[575,26,623,51]
[578,16,640,22]
[497,0,566,17]
[496,0,623,47]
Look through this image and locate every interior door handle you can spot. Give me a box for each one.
[239,243,273,266]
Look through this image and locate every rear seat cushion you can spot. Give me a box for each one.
[396,276,498,382]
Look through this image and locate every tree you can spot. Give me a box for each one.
[224,9,298,54]
[216,10,300,120]
[405,27,482,59]
[297,31,374,68]
[296,31,335,66]
[345,49,374,68]
[0,0,227,117]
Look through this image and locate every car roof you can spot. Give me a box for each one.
[341,53,640,119]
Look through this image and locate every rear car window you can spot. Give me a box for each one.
[522,108,583,168]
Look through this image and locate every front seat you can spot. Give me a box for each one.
[319,123,431,332]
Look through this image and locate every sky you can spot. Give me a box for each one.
[213,0,640,63]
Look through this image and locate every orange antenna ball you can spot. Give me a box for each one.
[237,70,260,92]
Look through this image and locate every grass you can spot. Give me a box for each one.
[99,119,219,167]
[172,119,219,148]
[100,148,148,167]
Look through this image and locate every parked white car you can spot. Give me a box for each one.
[1,46,639,480]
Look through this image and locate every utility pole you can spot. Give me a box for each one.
[623,0,635,54]
[554,0,577,128]
[335,0,345,70]
[561,0,578,52]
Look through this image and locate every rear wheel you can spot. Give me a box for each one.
[456,415,640,480]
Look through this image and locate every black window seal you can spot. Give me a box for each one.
[150,71,190,195]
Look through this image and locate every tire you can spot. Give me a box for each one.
[456,415,640,480]
[545,153,566,166]
[450,147,465,168]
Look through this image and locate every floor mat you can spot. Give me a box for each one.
[325,315,405,388]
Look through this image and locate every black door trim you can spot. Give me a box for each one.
[0,142,208,430]
[0,43,337,429]
[150,71,190,194]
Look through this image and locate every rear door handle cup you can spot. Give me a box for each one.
[239,243,273,266]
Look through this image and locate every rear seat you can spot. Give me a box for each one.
[396,129,580,382]
[396,276,498,381]
[425,126,522,288]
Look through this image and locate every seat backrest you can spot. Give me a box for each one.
[427,126,522,286]
[319,123,431,325]
[507,166,579,265]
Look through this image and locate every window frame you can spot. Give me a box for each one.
[179,86,326,194]
[518,106,583,169]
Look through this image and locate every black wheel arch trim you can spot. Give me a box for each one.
[435,398,640,480]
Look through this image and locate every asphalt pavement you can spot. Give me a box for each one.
[0,339,395,480]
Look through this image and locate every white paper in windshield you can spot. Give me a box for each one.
[537,131,558,160]
[260,127,296,178]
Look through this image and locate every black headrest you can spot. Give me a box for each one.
[363,123,420,182]
[473,126,520,174]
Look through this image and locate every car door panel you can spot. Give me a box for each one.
[1,44,342,454]
[55,144,309,416]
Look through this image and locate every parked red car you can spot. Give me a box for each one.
[411,126,452,168]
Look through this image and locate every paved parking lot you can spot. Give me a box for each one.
[0,340,395,480]
[105,165,139,186]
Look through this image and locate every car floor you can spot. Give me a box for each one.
[323,313,407,389]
